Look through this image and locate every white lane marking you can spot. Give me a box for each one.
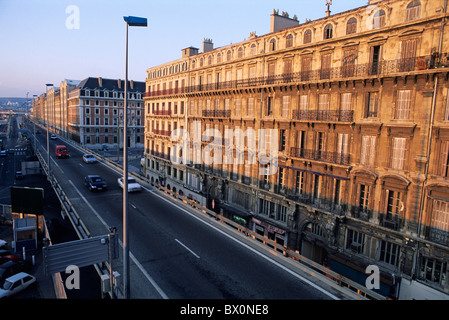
[68,180,169,299]
[130,202,137,209]
[175,239,200,259]
[149,190,340,300]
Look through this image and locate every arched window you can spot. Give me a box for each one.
[346,17,357,35]
[208,55,212,65]
[216,53,222,64]
[406,1,421,21]
[373,10,386,29]
[238,47,244,58]
[269,38,276,51]
[286,34,293,48]
[191,60,196,69]
[199,57,203,67]
[324,24,333,39]
[303,29,312,44]
[226,50,232,61]
[250,43,257,55]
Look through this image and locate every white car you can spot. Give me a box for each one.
[0,272,36,298]
[83,153,97,164]
[118,177,142,192]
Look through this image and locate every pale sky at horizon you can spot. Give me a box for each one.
[0,0,366,98]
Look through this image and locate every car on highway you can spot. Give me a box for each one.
[55,145,69,158]
[84,175,107,191]
[15,171,24,180]
[118,177,142,192]
[0,272,36,298]
[82,154,97,164]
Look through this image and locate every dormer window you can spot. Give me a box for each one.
[269,38,276,51]
[406,1,421,21]
[324,24,333,40]
[304,29,312,44]
[346,17,357,35]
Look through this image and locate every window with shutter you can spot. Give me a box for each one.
[395,90,411,120]
[361,135,376,166]
[318,94,330,112]
[391,137,407,170]
[341,93,352,111]
[400,38,417,72]
[301,56,312,81]
[300,95,309,111]
[321,53,331,79]
[282,96,291,118]
[439,141,449,177]
[405,1,421,22]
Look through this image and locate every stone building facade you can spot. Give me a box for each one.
[33,77,145,150]
[144,0,449,298]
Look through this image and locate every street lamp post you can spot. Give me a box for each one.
[45,84,53,178]
[122,15,147,299]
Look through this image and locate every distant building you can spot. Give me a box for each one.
[33,77,145,150]
[143,0,449,299]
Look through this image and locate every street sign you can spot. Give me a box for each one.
[43,232,119,276]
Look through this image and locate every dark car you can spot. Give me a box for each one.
[15,171,24,180]
[84,175,107,191]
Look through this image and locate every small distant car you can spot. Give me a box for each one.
[0,150,6,157]
[83,154,97,164]
[0,272,36,298]
[84,175,107,191]
[118,177,142,192]
[50,134,57,140]
[15,171,24,180]
[0,240,6,248]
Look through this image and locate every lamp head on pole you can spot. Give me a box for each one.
[123,16,147,27]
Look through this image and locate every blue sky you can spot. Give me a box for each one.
[0,0,365,98]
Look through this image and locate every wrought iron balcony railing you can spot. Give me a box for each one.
[143,55,444,99]
[290,147,351,165]
[292,110,354,122]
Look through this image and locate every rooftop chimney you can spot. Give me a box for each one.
[202,38,213,53]
[182,47,199,58]
[98,77,103,87]
[270,9,299,33]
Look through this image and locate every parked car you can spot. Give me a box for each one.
[0,272,36,298]
[0,150,6,157]
[15,171,24,180]
[118,177,142,192]
[84,175,107,191]
[50,134,57,140]
[82,154,97,164]
[0,240,6,248]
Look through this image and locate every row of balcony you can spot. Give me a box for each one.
[292,110,354,122]
[149,108,353,122]
[143,55,443,99]
[290,148,351,166]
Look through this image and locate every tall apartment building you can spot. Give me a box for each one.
[144,0,449,299]
[33,77,145,150]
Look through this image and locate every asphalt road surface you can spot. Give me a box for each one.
[30,121,351,301]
